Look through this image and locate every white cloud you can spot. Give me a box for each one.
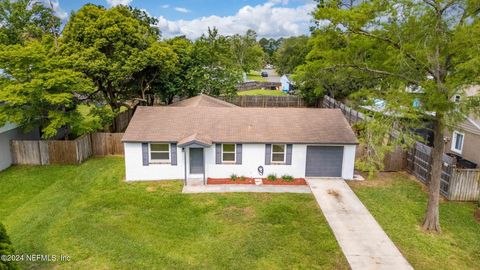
[38,0,68,20]
[161,4,170,9]
[156,1,315,39]
[174,7,190,13]
[106,0,133,6]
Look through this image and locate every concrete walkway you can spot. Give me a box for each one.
[306,178,413,270]
[183,184,310,194]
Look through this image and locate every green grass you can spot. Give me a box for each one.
[0,157,348,269]
[349,173,480,270]
[246,71,267,82]
[238,89,287,96]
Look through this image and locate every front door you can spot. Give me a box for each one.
[189,148,204,174]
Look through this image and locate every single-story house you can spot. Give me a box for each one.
[0,123,40,171]
[122,95,358,183]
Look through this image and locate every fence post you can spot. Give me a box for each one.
[448,169,456,200]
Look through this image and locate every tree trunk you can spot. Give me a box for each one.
[422,116,445,232]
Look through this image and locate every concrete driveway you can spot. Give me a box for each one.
[307,178,413,270]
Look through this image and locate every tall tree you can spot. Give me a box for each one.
[0,38,94,138]
[230,29,265,73]
[259,37,281,64]
[0,0,60,45]
[188,28,242,97]
[313,0,480,232]
[274,35,310,75]
[60,4,175,130]
[160,36,194,103]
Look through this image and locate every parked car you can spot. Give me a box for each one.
[261,71,268,77]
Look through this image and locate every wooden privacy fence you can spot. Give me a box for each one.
[355,144,407,172]
[11,132,124,166]
[114,109,135,132]
[448,169,480,201]
[11,134,92,165]
[219,95,308,107]
[406,141,480,201]
[236,81,281,91]
[322,95,369,125]
[91,132,124,156]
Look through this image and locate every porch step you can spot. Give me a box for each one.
[187,178,204,186]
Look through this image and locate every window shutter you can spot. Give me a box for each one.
[216,143,221,164]
[265,144,271,165]
[236,144,242,164]
[142,143,149,166]
[171,143,177,165]
[286,144,292,165]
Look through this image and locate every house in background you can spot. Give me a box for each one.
[122,95,358,183]
[280,75,293,93]
[0,123,40,171]
[445,86,480,168]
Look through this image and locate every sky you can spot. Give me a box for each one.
[50,0,316,39]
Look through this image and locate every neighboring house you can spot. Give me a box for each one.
[280,75,292,92]
[445,117,480,168]
[0,123,40,171]
[445,86,480,168]
[122,95,358,182]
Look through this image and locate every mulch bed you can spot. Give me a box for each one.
[262,178,307,185]
[207,177,307,185]
[207,178,255,185]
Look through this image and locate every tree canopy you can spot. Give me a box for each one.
[0,0,60,45]
[274,35,310,75]
[229,30,265,73]
[0,38,94,138]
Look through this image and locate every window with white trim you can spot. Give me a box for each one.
[150,143,170,162]
[451,131,464,154]
[222,144,236,162]
[271,144,286,163]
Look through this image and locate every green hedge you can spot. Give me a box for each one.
[0,222,18,270]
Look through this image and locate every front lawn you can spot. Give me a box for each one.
[0,157,348,269]
[238,89,287,96]
[349,173,480,270]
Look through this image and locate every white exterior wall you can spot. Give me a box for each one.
[205,144,307,178]
[124,143,185,181]
[124,142,356,181]
[342,145,356,180]
[0,124,40,171]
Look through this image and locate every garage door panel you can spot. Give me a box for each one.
[306,146,343,177]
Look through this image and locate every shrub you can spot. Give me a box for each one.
[230,174,238,181]
[267,174,277,181]
[0,222,18,270]
[239,176,246,181]
[281,175,294,182]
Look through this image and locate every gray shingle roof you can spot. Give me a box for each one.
[123,98,358,144]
